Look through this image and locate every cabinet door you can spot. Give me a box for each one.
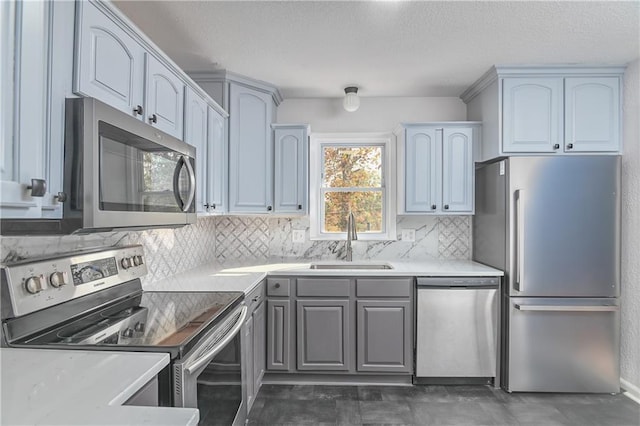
[1,1,49,218]
[442,127,474,213]
[207,107,227,213]
[296,300,350,371]
[502,78,563,153]
[266,300,291,371]
[404,127,440,213]
[228,84,273,213]
[274,127,307,214]
[75,1,144,117]
[252,301,265,398]
[564,77,620,152]
[357,300,412,373]
[184,87,208,213]
[144,54,184,139]
[243,314,255,410]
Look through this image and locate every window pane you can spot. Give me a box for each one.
[322,146,382,188]
[323,191,383,233]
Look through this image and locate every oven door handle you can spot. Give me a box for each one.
[184,306,247,375]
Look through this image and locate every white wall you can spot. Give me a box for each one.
[277,96,466,132]
[621,58,640,393]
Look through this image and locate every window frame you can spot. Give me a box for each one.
[309,132,396,241]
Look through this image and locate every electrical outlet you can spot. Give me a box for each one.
[401,228,416,242]
[292,230,306,243]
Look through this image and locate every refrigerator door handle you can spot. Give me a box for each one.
[514,304,618,312]
[514,189,524,292]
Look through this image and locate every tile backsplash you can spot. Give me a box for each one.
[0,217,217,286]
[0,214,471,286]
[214,215,471,262]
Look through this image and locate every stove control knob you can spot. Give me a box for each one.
[136,255,144,266]
[121,328,134,338]
[49,271,68,288]
[25,275,44,294]
[121,258,132,270]
[133,256,141,267]
[134,322,145,333]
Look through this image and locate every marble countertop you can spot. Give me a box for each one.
[0,348,199,426]
[146,258,504,294]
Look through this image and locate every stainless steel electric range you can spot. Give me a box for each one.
[1,245,247,425]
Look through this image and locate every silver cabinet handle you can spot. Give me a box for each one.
[514,189,525,292]
[515,304,618,312]
[184,306,247,374]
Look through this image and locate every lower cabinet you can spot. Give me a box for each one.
[356,300,412,373]
[296,300,350,371]
[244,282,265,413]
[266,299,291,371]
[265,276,413,376]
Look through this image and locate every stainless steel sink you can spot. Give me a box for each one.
[309,263,393,270]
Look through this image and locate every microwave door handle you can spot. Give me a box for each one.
[184,306,247,375]
[172,156,187,210]
[182,157,196,212]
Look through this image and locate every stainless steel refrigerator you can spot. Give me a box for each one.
[473,156,620,393]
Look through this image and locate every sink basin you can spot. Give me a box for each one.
[309,263,393,270]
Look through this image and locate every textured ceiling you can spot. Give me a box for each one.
[113,1,640,98]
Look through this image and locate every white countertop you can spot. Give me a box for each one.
[0,348,198,426]
[146,258,504,294]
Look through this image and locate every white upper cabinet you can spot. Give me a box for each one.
[502,78,562,153]
[564,77,620,152]
[442,128,473,213]
[228,83,274,213]
[273,125,308,214]
[397,123,477,215]
[462,66,625,162]
[75,0,144,117]
[207,107,228,213]
[1,0,74,221]
[184,87,209,213]
[144,54,184,139]
[404,127,439,213]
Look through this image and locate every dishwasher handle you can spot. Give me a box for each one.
[416,277,500,287]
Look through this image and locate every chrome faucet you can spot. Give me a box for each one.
[345,212,358,261]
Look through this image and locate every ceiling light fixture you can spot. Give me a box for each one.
[343,86,360,112]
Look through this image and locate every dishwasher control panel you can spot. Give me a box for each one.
[416,277,499,287]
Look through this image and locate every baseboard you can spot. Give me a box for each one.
[621,378,640,404]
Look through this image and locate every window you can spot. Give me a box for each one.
[310,133,396,240]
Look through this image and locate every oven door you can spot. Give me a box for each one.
[173,306,247,420]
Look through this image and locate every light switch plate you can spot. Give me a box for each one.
[401,229,416,242]
[292,230,306,243]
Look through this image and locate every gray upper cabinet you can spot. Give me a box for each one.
[184,87,209,213]
[462,66,625,162]
[144,54,184,139]
[229,83,274,213]
[397,123,477,215]
[564,77,620,153]
[207,106,228,213]
[502,78,563,153]
[273,125,309,214]
[75,0,145,118]
[356,300,412,373]
[296,299,350,371]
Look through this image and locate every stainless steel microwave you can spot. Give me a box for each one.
[2,98,196,234]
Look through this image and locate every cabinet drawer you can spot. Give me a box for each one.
[267,278,290,297]
[246,281,266,314]
[297,279,350,297]
[356,278,412,297]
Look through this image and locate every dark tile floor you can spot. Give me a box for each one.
[246,384,640,426]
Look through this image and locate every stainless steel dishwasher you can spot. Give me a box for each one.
[415,277,499,384]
